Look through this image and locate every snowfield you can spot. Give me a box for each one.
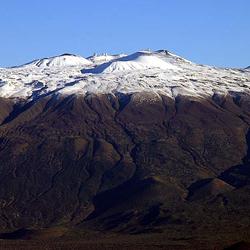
[84,51,179,74]
[18,53,93,68]
[0,50,249,101]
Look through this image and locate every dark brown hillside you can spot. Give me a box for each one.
[0,92,249,248]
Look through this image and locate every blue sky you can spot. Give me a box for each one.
[0,0,249,67]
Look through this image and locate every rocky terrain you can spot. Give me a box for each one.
[0,50,249,249]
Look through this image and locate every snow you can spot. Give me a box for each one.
[84,51,179,74]
[0,50,249,101]
[87,53,127,64]
[17,54,92,68]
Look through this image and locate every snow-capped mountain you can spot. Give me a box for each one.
[0,49,250,243]
[84,51,179,74]
[18,53,93,68]
[87,53,127,64]
[0,50,249,100]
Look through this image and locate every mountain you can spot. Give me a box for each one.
[17,53,92,68]
[0,50,250,249]
[87,53,127,64]
[84,51,179,74]
[0,50,249,100]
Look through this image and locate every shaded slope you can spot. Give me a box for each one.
[0,92,248,250]
[187,178,234,201]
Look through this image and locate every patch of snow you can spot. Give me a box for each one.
[87,53,127,64]
[0,50,249,101]
[18,54,92,68]
[84,51,179,74]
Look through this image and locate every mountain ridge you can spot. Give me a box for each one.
[16,53,93,68]
[0,51,249,248]
[0,50,249,101]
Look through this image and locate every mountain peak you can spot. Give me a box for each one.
[0,49,249,100]
[87,53,127,64]
[20,54,92,68]
[83,50,180,74]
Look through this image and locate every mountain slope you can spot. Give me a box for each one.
[0,50,249,100]
[19,53,92,68]
[0,50,249,248]
[84,51,179,74]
